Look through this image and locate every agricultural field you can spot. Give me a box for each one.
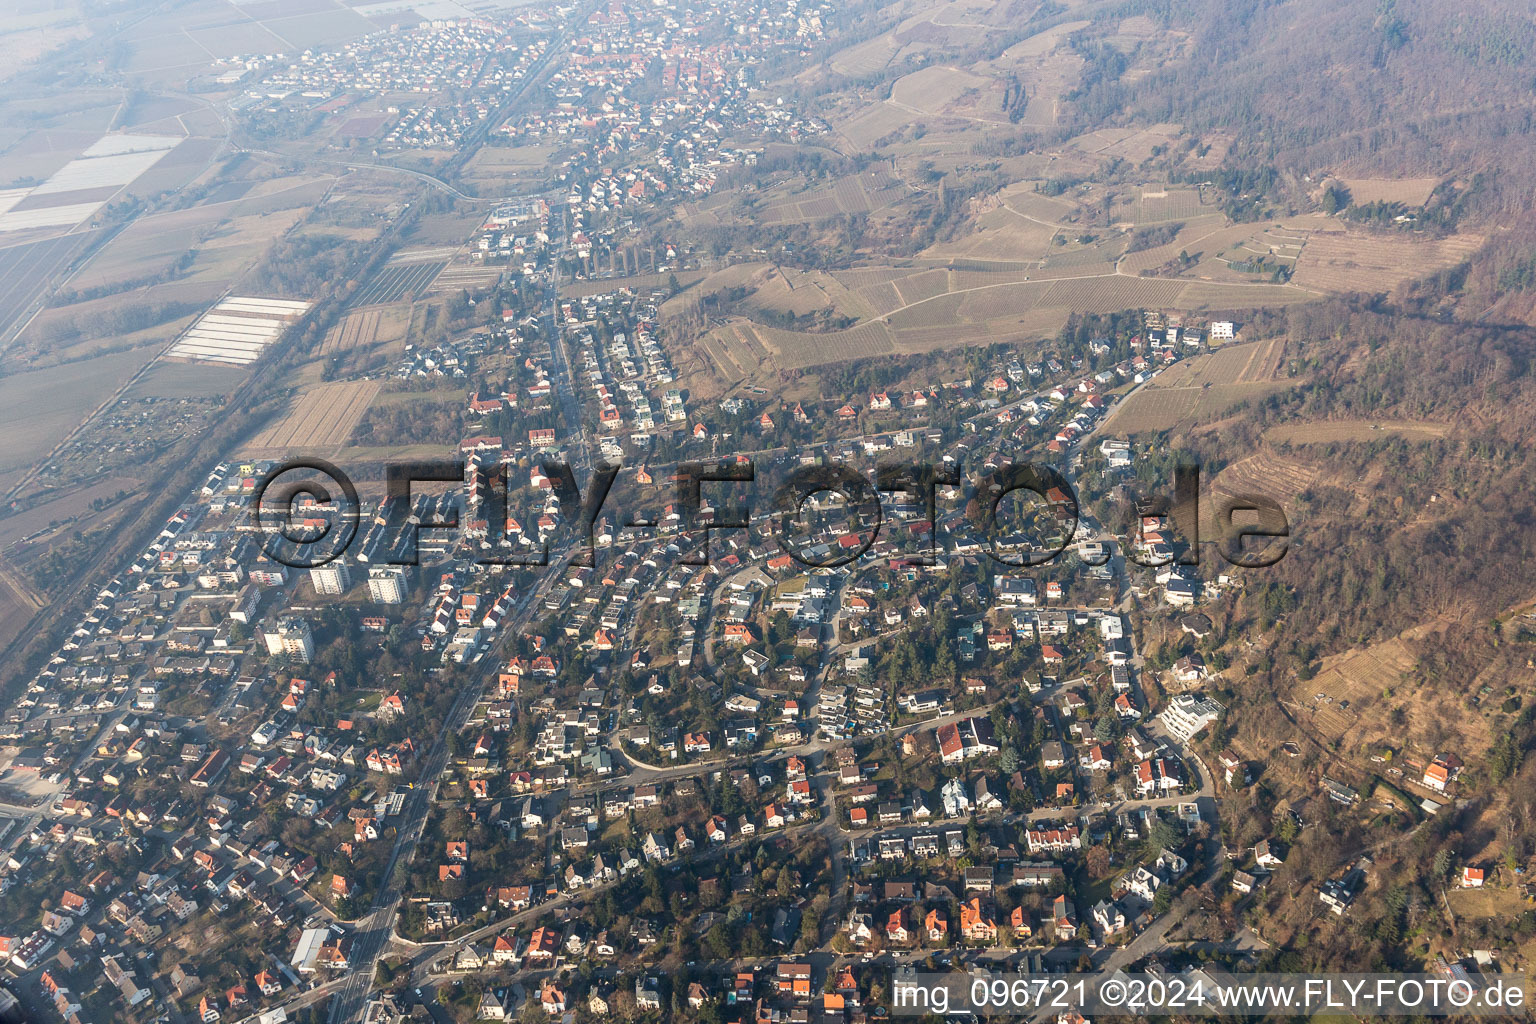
[1027,258,1118,281]
[894,305,1070,352]
[664,263,876,325]
[431,262,504,293]
[0,132,188,238]
[366,385,469,412]
[954,278,1054,320]
[0,561,46,662]
[117,94,201,130]
[0,129,97,190]
[689,322,777,384]
[123,360,246,401]
[406,211,490,246]
[977,20,1088,127]
[1103,337,1294,434]
[830,12,1089,148]
[757,320,897,368]
[925,185,1262,274]
[1041,238,1126,270]
[9,91,123,133]
[897,0,1016,38]
[1263,420,1452,446]
[1174,281,1318,308]
[1206,451,1320,510]
[1041,275,1188,313]
[0,0,90,82]
[1120,218,1262,275]
[888,65,1005,121]
[889,267,951,307]
[845,279,904,316]
[0,344,159,497]
[923,206,1059,263]
[681,318,901,392]
[754,266,879,319]
[997,186,1083,226]
[0,474,139,556]
[350,258,448,307]
[1133,186,1210,225]
[754,169,909,225]
[109,0,375,84]
[1198,223,1313,282]
[835,95,927,151]
[320,307,412,356]
[65,211,205,292]
[565,270,704,299]
[672,191,739,231]
[885,290,966,332]
[1334,177,1440,207]
[1062,126,1185,170]
[247,2,379,49]
[331,112,391,143]
[324,309,382,355]
[825,0,1009,78]
[181,185,335,283]
[20,303,200,370]
[459,144,560,196]
[1165,336,1287,386]
[464,144,557,176]
[672,254,1318,392]
[244,380,381,454]
[828,32,903,77]
[989,18,1090,62]
[163,295,311,367]
[946,265,1037,288]
[1291,628,1501,762]
[656,262,755,314]
[1098,386,1205,435]
[0,231,96,340]
[1445,884,1522,925]
[121,137,223,199]
[1291,229,1484,294]
[832,267,916,289]
[65,174,334,294]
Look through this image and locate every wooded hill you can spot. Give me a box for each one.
[1084,0,1536,223]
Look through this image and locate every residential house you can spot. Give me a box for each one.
[959,897,997,943]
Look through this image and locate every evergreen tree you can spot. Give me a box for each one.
[1431,848,1451,881]
[1488,733,1522,782]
